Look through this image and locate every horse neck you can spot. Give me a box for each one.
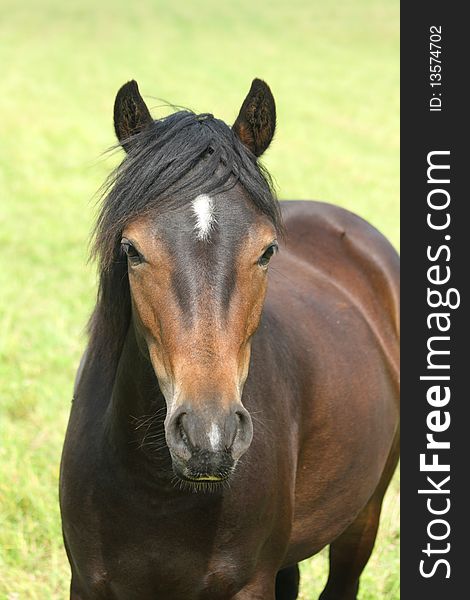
[105,321,168,465]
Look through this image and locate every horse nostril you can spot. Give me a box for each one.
[176,413,189,446]
[166,410,192,461]
[235,407,252,430]
[230,406,253,461]
[235,410,246,426]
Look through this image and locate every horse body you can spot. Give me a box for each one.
[276,201,399,565]
[60,80,399,600]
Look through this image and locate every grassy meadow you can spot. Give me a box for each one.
[0,0,399,598]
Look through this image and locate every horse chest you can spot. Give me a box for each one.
[81,530,253,600]
[99,545,249,600]
[67,483,263,599]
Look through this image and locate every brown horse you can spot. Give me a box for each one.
[60,79,399,599]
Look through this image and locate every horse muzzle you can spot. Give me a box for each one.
[165,403,253,483]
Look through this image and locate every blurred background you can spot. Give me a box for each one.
[0,0,399,597]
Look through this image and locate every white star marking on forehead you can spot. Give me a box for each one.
[192,194,215,241]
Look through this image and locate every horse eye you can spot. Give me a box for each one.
[121,239,143,265]
[258,243,278,268]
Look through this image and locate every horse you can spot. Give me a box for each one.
[60,78,399,600]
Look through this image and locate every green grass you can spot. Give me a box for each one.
[0,0,399,597]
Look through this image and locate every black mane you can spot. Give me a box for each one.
[87,110,282,376]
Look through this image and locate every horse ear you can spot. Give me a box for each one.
[233,79,276,157]
[113,80,153,151]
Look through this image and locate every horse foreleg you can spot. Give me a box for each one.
[231,570,277,600]
[318,495,382,600]
[70,576,90,600]
[319,435,399,600]
[70,586,85,600]
[275,564,300,599]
